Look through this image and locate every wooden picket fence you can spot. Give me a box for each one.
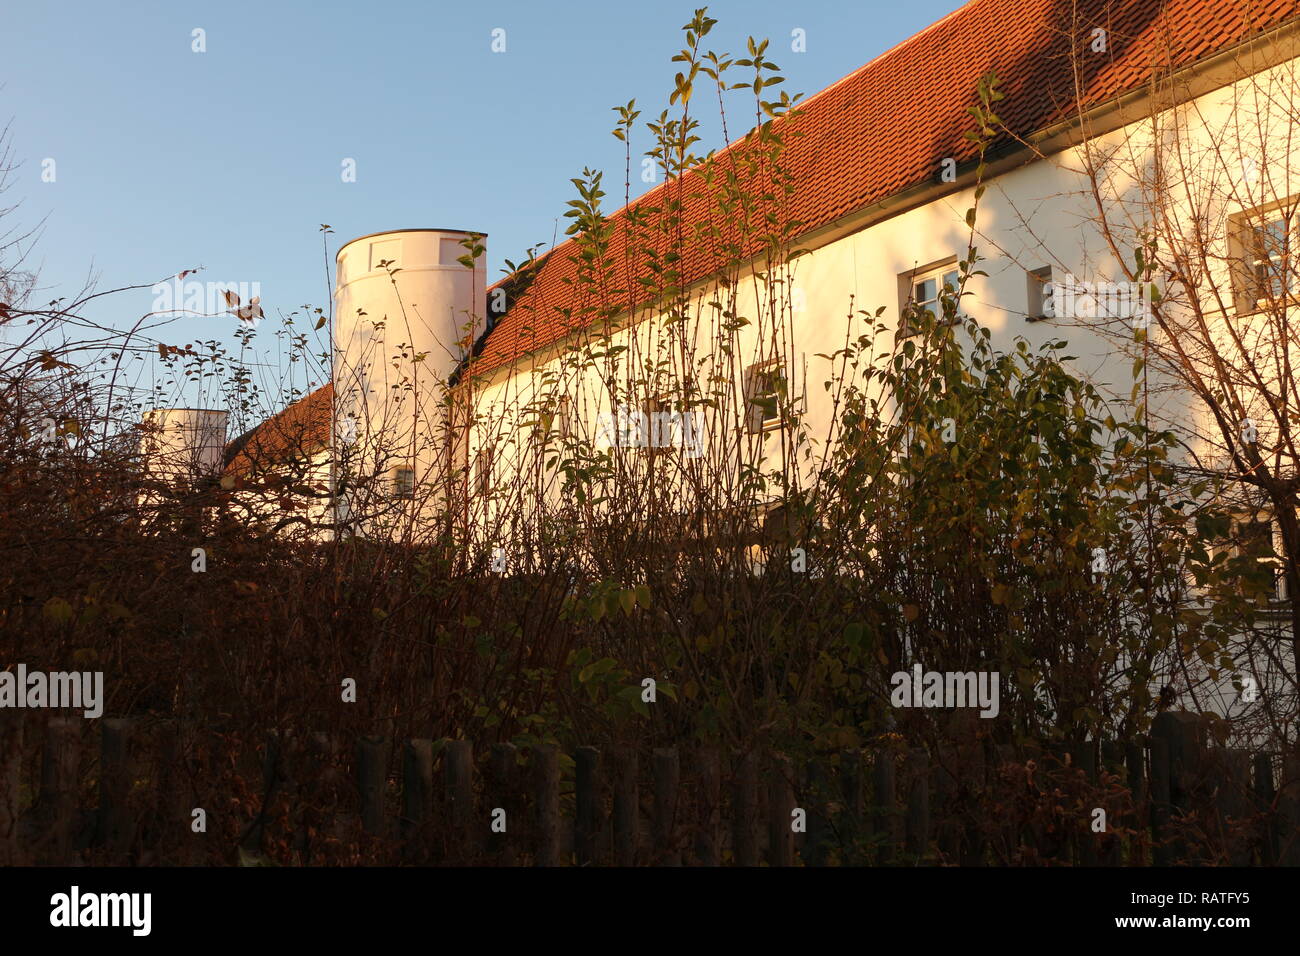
[1,710,1297,865]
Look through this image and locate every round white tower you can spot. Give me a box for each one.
[140,407,229,481]
[332,228,486,529]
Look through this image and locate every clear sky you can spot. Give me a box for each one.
[2,0,966,408]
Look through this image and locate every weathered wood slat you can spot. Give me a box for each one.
[532,744,560,866]
[488,742,517,866]
[611,748,639,866]
[574,745,601,866]
[732,751,759,867]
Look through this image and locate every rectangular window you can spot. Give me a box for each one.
[557,395,572,439]
[1231,202,1299,313]
[536,395,572,443]
[744,362,784,434]
[901,262,961,334]
[475,444,494,495]
[369,238,401,272]
[1027,266,1054,321]
[644,394,672,455]
[390,466,415,499]
[1227,514,1289,603]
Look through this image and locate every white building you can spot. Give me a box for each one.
[177,0,1299,579]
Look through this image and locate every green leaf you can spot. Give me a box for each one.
[43,597,74,625]
[238,847,277,867]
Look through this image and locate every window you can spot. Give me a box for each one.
[744,362,784,434]
[557,395,572,440]
[1231,202,1299,313]
[901,263,961,334]
[369,238,401,272]
[536,395,572,443]
[389,466,415,499]
[1027,266,1054,321]
[644,394,673,455]
[1239,518,1276,559]
[474,444,494,495]
[1225,514,1289,603]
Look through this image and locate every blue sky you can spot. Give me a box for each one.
[2,0,965,407]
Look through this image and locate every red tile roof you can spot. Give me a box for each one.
[222,382,332,478]
[235,0,1298,462]
[472,0,1300,377]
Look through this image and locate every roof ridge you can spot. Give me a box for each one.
[486,1,982,296]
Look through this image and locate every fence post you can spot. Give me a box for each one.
[959,736,987,867]
[239,728,287,860]
[611,748,639,866]
[444,740,475,863]
[694,748,721,866]
[1280,754,1300,866]
[1099,741,1123,866]
[40,718,81,865]
[532,744,560,867]
[804,757,831,867]
[305,732,347,865]
[933,741,959,862]
[1075,741,1098,866]
[1149,735,1172,865]
[488,743,517,866]
[151,719,196,866]
[840,749,863,865]
[0,713,23,866]
[575,746,602,867]
[904,749,930,864]
[1253,752,1276,866]
[992,744,1017,865]
[356,736,390,842]
[401,739,433,862]
[1151,711,1203,863]
[1125,740,1147,866]
[1208,748,1250,866]
[873,749,901,863]
[732,751,759,867]
[653,748,681,866]
[98,717,136,861]
[767,753,795,867]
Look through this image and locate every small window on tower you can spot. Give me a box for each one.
[390,466,415,499]
[369,238,401,272]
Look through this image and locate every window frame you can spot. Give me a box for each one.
[744,360,786,435]
[643,392,678,456]
[899,261,963,336]
[1026,265,1054,321]
[1230,199,1300,314]
[389,465,415,499]
[474,443,495,496]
